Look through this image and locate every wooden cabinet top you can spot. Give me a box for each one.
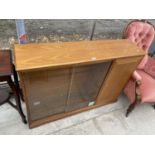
[14,39,144,72]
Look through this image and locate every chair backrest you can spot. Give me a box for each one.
[123,20,155,53]
[123,20,155,69]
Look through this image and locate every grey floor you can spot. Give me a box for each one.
[0,93,155,135]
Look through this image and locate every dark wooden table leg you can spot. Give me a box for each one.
[7,76,27,124]
[12,64,24,101]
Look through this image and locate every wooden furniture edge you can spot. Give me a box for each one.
[16,55,144,73]
[14,39,145,72]
[19,72,33,125]
[29,99,116,129]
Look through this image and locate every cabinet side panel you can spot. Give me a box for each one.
[96,56,143,104]
[19,72,32,124]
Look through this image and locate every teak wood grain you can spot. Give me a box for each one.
[14,39,144,72]
[14,39,145,128]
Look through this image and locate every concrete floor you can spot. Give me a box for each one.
[0,93,155,135]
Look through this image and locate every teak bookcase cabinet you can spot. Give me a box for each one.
[14,39,144,128]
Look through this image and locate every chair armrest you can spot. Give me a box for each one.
[132,71,142,85]
[143,56,155,79]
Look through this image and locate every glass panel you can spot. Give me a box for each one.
[66,61,111,112]
[24,67,71,121]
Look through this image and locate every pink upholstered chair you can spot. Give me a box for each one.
[123,20,155,116]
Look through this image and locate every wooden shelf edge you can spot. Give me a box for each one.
[29,100,116,129]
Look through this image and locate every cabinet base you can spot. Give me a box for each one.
[29,100,116,129]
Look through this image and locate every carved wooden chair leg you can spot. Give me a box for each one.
[126,80,140,117]
[126,100,138,117]
[152,104,155,109]
[7,76,27,124]
[12,64,24,101]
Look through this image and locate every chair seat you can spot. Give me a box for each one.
[137,70,155,103]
